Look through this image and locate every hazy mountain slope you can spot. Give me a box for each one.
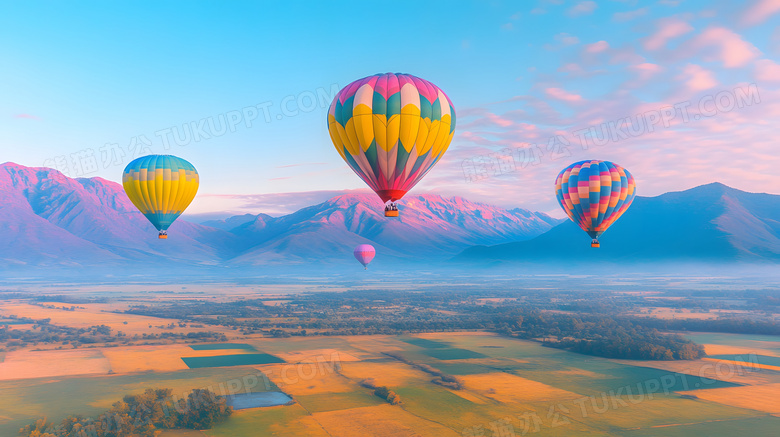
[0,163,559,267]
[228,193,561,264]
[0,163,238,265]
[456,183,780,263]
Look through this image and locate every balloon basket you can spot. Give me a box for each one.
[591,241,599,248]
[158,234,168,240]
[385,210,399,217]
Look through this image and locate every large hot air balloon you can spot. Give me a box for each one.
[555,160,636,248]
[327,73,456,217]
[353,244,376,269]
[122,155,199,239]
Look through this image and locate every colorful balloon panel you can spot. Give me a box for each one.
[122,155,199,232]
[353,244,376,268]
[328,73,456,203]
[555,160,636,240]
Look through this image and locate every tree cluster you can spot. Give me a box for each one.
[19,388,232,437]
[359,379,402,405]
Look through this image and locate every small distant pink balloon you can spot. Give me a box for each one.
[353,244,376,269]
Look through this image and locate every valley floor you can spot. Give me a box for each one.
[1,331,779,436]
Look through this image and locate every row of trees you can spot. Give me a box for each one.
[503,312,706,360]
[0,317,228,351]
[359,379,402,405]
[384,352,464,389]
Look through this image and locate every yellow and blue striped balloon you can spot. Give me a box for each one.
[122,155,199,238]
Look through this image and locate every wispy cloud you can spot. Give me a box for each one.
[613,8,649,22]
[13,114,40,120]
[688,27,761,68]
[755,59,780,82]
[584,40,610,54]
[545,87,584,103]
[196,189,372,216]
[644,17,694,50]
[568,1,597,17]
[741,0,780,26]
[679,64,718,92]
[629,63,663,81]
[544,33,581,51]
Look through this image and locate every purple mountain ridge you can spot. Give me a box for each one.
[456,182,780,264]
[0,163,560,267]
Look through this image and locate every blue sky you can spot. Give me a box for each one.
[2,0,779,217]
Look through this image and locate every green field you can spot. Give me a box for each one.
[295,391,385,413]
[0,367,279,436]
[684,333,780,354]
[623,416,780,436]
[401,338,451,349]
[182,353,284,368]
[423,348,489,360]
[204,403,320,437]
[708,354,780,367]
[190,343,258,351]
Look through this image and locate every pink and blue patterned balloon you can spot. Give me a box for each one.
[555,160,636,246]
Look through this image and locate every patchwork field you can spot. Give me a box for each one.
[0,301,235,338]
[2,332,779,437]
[678,382,780,414]
[0,349,110,380]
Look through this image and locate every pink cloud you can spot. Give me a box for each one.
[755,59,780,82]
[545,87,584,103]
[690,27,761,67]
[13,114,40,120]
[544,33,581,51]
[486,113,514,127]
[558,63,584,74]
[568,1,597,17]
[644,18,694,50]
[608,46,645,65]
[585,40,610,53]
[433,83,780,213]
[630,63,663,80]
[741,0,780,26]
[557,63,608,78]
[555,32,579,46]
[679,64,718,91]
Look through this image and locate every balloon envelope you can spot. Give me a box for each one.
[353,244,376,268]
[122,155,199,236]
[554,160,636,241]
[327,73,456,204]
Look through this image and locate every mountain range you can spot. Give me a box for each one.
[2,163,778,272]
[0,163,559,269]
[456,182,780,264]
